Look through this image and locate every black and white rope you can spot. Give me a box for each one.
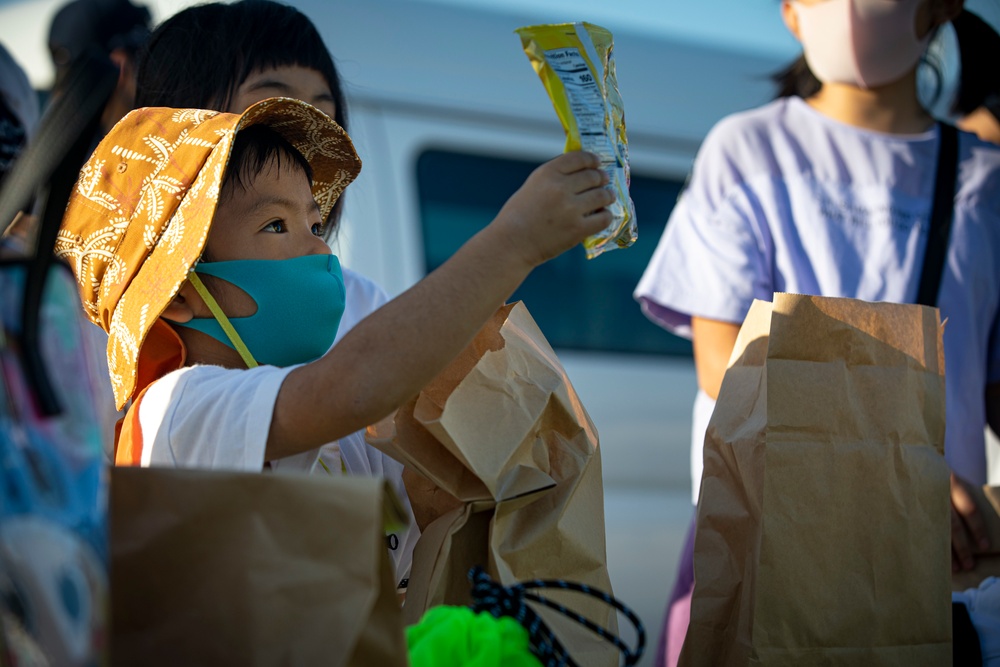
[468,566,645,667]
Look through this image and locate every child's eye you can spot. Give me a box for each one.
[311,222,325,237]
[263,220,286,233]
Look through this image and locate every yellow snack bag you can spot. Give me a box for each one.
[516,22,636,259]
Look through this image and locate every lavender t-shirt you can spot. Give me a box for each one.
[636,96,1000,499]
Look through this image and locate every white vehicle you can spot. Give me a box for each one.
[0,0,787,491]
[0,1,791,658]
[311,0,787,492]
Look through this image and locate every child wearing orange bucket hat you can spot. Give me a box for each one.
[55,96,612,570]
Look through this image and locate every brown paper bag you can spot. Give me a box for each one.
[367,301,618,665]
[953,485,1000,591]
[680,293,951,666]
[110,468,408,667]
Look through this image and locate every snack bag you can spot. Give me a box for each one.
[516,22,636,259]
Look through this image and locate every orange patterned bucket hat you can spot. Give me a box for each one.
[56,97,361,409]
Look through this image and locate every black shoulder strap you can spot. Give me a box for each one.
[915,122,959,308]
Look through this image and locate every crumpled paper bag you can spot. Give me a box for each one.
[367,301,618,665]
[110,468,408,667]
[680,293,951,666]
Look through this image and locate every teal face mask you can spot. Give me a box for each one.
[175,254,346,368]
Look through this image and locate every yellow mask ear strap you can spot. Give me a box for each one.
[186,270,259,369]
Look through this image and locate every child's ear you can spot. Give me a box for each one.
[781,1,802,42]
[160,285,198,324]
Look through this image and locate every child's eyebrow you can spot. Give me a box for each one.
[244,79,334,104]
[248,194,321,216]
[244,79,294,94]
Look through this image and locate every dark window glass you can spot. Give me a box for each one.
[416,150,692,356]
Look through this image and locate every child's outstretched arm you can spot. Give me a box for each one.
[268,151,612,459]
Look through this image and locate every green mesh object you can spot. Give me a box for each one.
[407,606,543,667]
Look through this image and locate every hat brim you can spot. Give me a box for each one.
[108,98,361,408]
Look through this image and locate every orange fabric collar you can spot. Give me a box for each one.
[113,319,187,465]
[135,318,187,397]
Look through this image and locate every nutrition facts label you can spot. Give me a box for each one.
[520,22,636,255]
[542,47,614,168]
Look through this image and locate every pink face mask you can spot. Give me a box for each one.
[791,0,931,89]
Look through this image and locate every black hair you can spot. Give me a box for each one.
[136,0,347,234]
[49,0,151,75]
[950,10,1000,116]
[221,124,313,199]
[772,8,1000,117]
[771,55,820,100]
[136,0,345,128]
[0,97,27,189]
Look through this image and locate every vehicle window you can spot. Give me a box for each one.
[416,149,692,356]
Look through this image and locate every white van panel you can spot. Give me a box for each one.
[337,99,701,493]
[300,0,781,143]
[339,99,697,291]
[0,1,793,655]
[319,0,786,500]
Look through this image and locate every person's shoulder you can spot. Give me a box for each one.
[956,130,1000,214]
[958,130,1000,170]
[144,363,290,406]
[703,97,791,149]
[134,365,217,439]
[141,364,236,406]
[688,98,791,198]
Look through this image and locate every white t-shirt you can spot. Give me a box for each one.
[635,96,1000,503]
[99,266,389,460]
[336,267,389,343]
[133,267,419,587]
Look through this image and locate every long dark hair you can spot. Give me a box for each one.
[773,8,1000,117]
[134,1,351,234]
[950,10,1000,115]
[771,55,820,100]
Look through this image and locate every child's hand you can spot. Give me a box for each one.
[491,151,614,268]
[273,156,614,457]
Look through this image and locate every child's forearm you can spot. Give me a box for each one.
[266,224,532,460]
[266,151,612,461]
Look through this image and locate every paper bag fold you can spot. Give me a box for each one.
[110,468,407,667]
[368,301,618,665]
[681,294,951,667]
